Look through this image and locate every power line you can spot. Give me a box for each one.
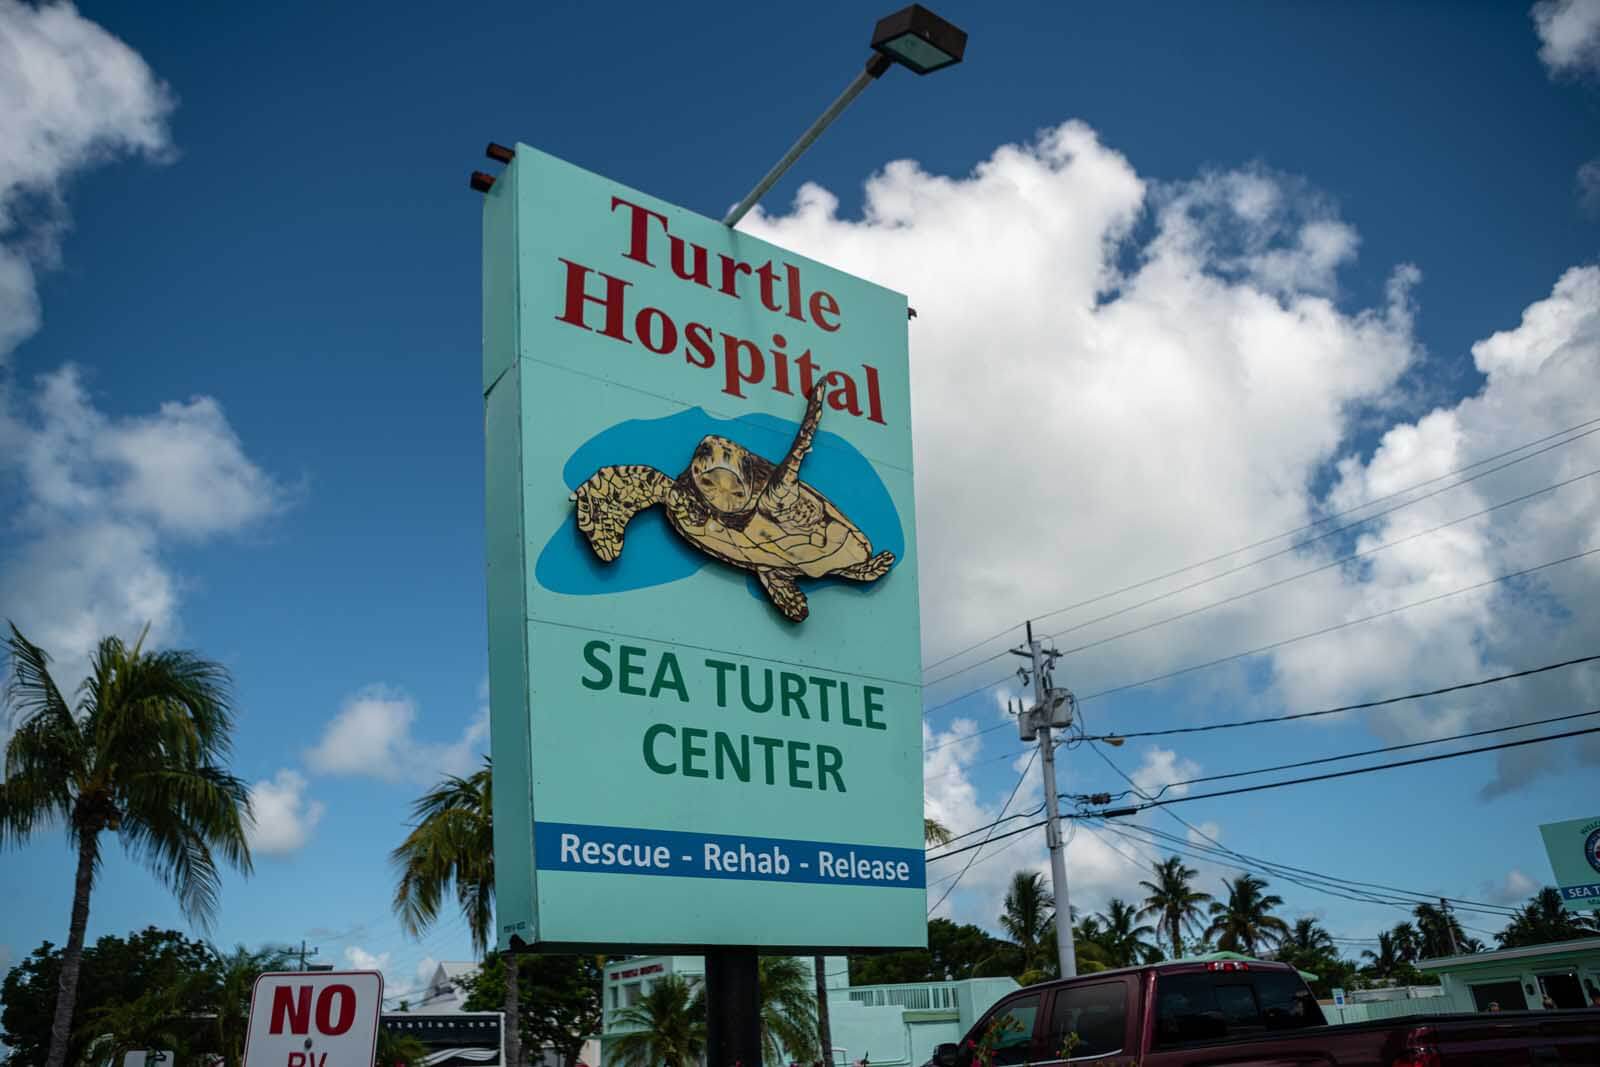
[930,801,1047,849]
[1083,743,1520,916]
[917,414,1600,681]
[1034,419,1600,631]
[926,815,1049,862]
[925,547,1599,738]
[1082,653,1600,741]
[1106,817,1519,918]
[1051,467,1600,660]
[1076,546,1600,703]
[1090,705,1600,804]
[1079,720,1600,815]
[927,749,1038,913]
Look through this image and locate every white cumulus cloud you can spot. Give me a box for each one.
[1483,867,1540,905]
[0,366,286,689]
[746,119,1599,812]
[742,118,1600,927]
[1532,0,1600,76]
[0,0,174,364]
[244,769,325,856]
[306,686,488,784]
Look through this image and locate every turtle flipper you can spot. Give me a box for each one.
[836,550,895,581]
[762,384,826,515]
[757,568,809,622]
[572,465,675,562]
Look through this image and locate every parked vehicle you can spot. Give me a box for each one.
[930,958,1600,1066]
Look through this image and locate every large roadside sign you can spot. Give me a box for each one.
[243,971,383,1067]
[482,145,923,952]
[1539,814,1600,911]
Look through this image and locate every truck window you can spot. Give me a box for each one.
[1152,971,1322,1048]
[1045,981,1126,1059]
[979,994,1040,1066]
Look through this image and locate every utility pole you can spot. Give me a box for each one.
[1440,899,1460,956]
[297,940,319,972]
[1015,620,1076,979]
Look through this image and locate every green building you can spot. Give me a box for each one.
[1416,936,1600,1011]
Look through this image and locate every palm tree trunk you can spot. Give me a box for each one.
[45,831,99,1067]
[1169,916,1181,961]
[504,956,522,1067]
[813,955,833,1067]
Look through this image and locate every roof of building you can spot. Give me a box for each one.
[1415,936,1600,970]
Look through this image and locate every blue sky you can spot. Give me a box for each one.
[1,0,1598,996]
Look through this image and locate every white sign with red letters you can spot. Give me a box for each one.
[243,971,383,1067]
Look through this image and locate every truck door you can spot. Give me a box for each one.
[969,990,1045,1066]
[1039,979,1132,1063]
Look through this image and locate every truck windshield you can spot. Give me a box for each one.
[1152,970,1324,1048]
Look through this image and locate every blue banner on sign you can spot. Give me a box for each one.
[534,821,925,889]
[1559,882,1600,901]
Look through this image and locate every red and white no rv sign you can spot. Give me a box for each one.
[244,971,383,1067]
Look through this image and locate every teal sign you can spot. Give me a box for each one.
[482,146,923,951]
[1539,815,1600,911]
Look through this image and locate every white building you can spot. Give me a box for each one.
[599,956,1016,1067]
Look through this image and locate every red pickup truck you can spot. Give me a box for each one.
[930,959,1600,1066]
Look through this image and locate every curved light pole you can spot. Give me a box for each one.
[721,4,969,227]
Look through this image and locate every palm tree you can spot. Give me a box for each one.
[1093,899,1159,967]
[758,957,819,1066]
[924,817,954,847]
[608,975,706,1067]
[1204,875,1289,955]
[1,624,253,1067]
[1000,871,1055,974]
[1389,922,1420,964]
[1411,904,1466,959]
[390,760,515,1066]
[1137,856,1213,960]
[1361,931,1401,979]
[376,1026,431,1067]
[78,981,197,1067]
[209,944,296,1067]
[1498,887,1600,948]
[1280,917,1335,958]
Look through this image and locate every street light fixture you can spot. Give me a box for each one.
[722,4,969,227]
[870,5,968,75]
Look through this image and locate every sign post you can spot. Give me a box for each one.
[1538,815,1600,911]
[243,971,382,1067]
[481,144,924,957]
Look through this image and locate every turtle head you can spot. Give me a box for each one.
[687,435,758,514]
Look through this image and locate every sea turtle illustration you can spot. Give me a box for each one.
[570,385,895,622]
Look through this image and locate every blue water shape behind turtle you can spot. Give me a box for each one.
[535,407,903,604]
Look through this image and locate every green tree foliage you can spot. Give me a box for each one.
[1204,875,1289,955]
[1410,904,1467,959]
[457,953,605,1067]
[607,975,706,1067]
[1,626,253,1067]
[1000,872,1055,975]
[1085,899,1159,968]
[375,1027,431,1067]
[208,944,297,1067]
[756,957,819,1067]
[849,919,1021,984]
[1497,887,1600,948]
[390,759,520,1067]
[1272,917,1358,998]
[1357,930,1433,987]
[1388,922,1421,964]
[1137,857,1213,960]
[0,930,290,1067]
